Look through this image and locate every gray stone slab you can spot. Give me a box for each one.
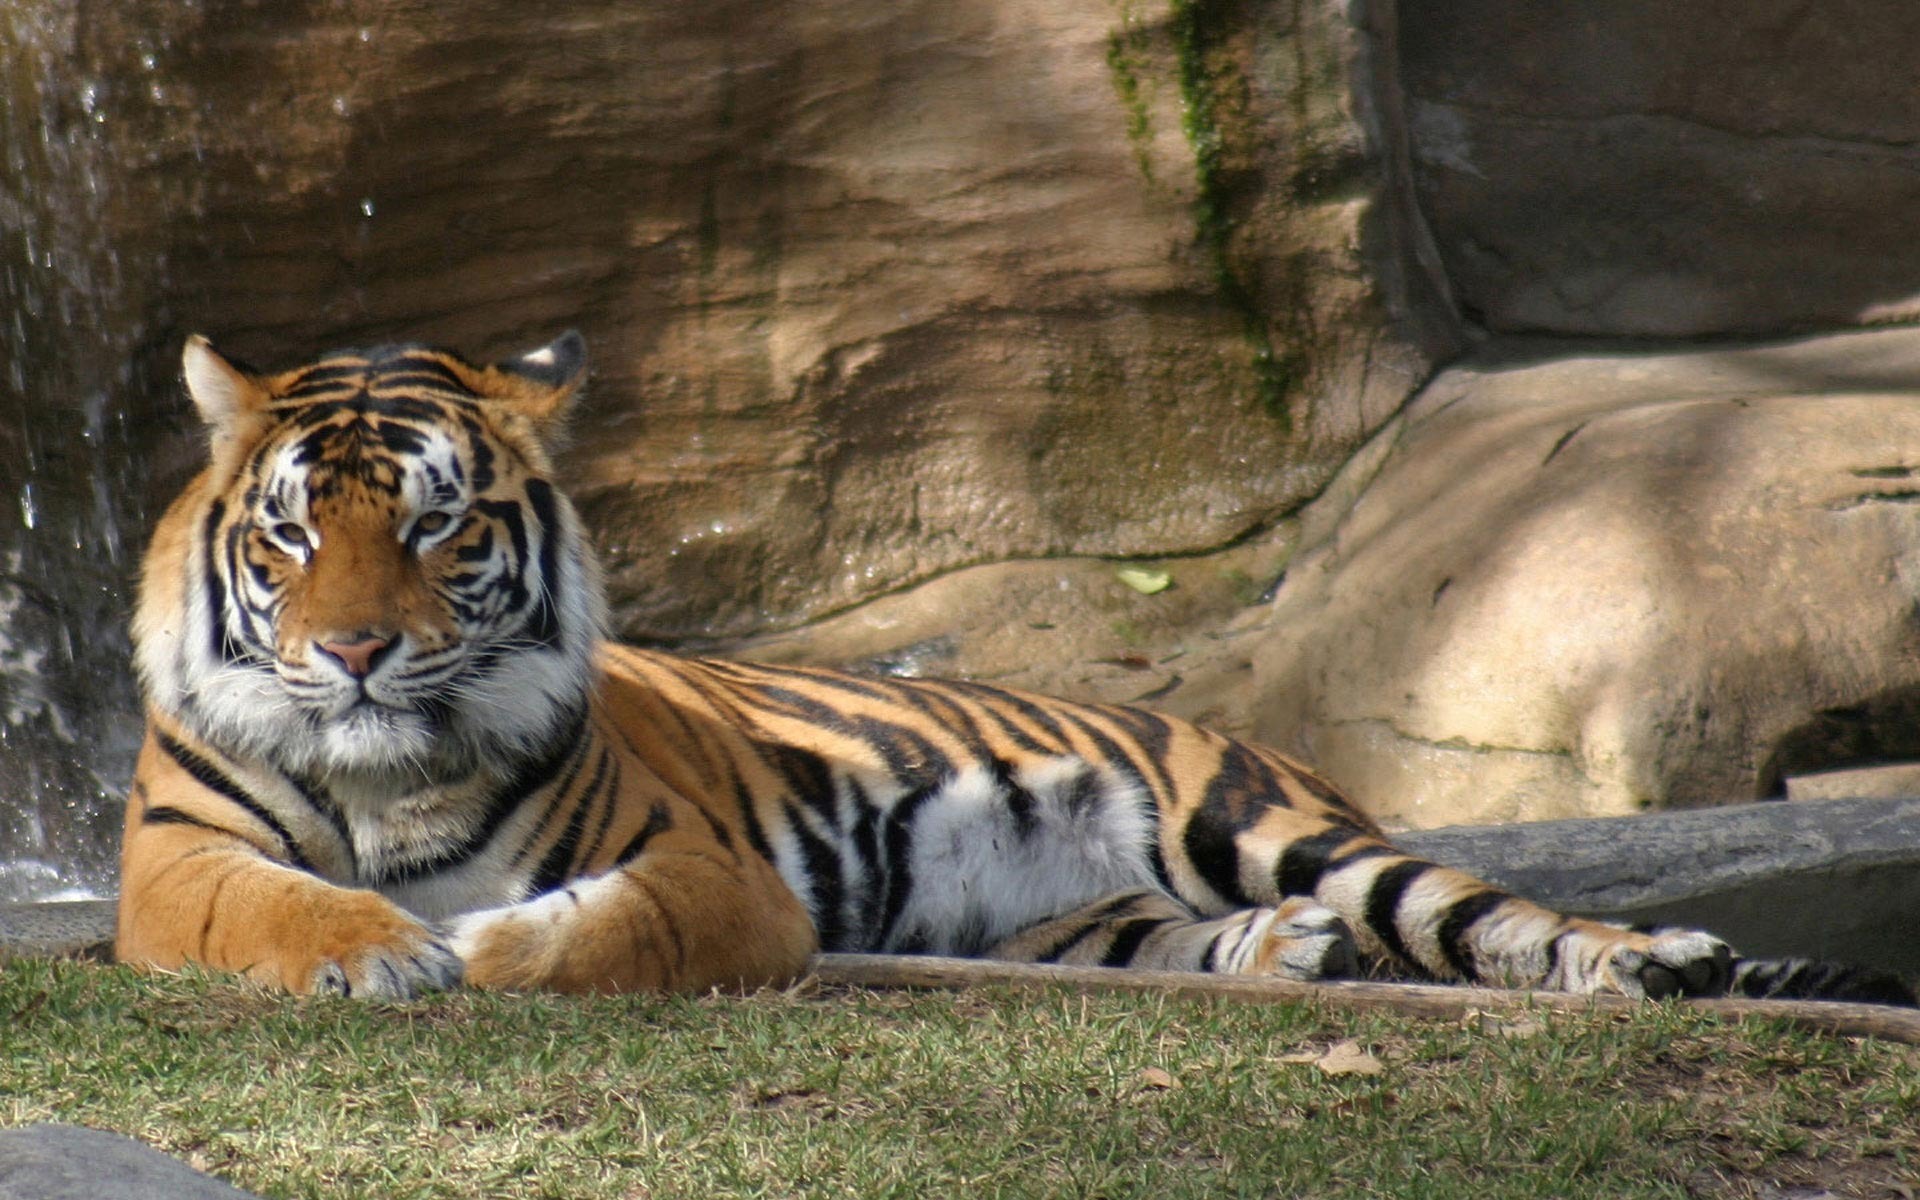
[1401,795,1920,977]
[0,901,114,961]
[0,1124,260,1200]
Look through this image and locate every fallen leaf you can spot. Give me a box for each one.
[1313,1040,1385,1077]
[1115,565,1172,595]
[1134,1067,1178,1091]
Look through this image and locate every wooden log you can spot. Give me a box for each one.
[807,953,1920,1045]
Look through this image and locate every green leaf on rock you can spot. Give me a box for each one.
[1115,566,1173,595]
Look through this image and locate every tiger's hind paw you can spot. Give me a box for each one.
[1599,929,1732,999]
[1229,898,1357,982]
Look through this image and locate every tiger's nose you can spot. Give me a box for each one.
[317,634,393,678]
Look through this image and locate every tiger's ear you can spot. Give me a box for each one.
[182,335,270,438]
[471,332,589,432]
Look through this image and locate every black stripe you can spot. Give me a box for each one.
[625,656,754,783]
[368,370,474,395]
[731,776,778,865]
[455,526,496,563]
[956,686,1056,756]
[612,801,674,866]
[288,777,356,879]
[1199,928,1229,972]
[947,680,1074,749]
[155,731,312,872]
[765,743,836,815]
[1198,741,1284,833]
[710,658,900,706]
[374,421,429,456]
[1275,825,1377,897]
[1053,706,1161,805]
[874,784,938,949]
[690,799,737,853]
[457,410,496,492]
[141,805,233,836]
[1090,704,1181,809]
[281,364,367,396]
[378,707,588,882]
[201,500,243,665]
[509,732,596,871]
[522,479,564,648]
[789,809,848,951]
[992,760,1040,840]
[575,756,625,867]
[528,746,613,895]
[1364,859,1429,968]
[1181,810,1250,906]
[1434,889,1510,983]
[1543,929,1567,983]
[1027,893,1148,963]
[901,682,994,753]
[847,777,885,944]
[726,680,862,740]
[1099,917,1168,967]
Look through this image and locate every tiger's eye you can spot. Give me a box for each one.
[414,511,453,537]
[273,522,310,547]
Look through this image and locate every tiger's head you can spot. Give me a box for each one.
[134,334,605,784]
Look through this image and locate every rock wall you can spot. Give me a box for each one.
[29,0,1453,640]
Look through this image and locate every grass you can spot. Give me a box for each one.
[1,957,1916,1199]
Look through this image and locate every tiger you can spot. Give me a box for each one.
[114,333,1912,1006]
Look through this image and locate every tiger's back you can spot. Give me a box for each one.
[113,334,1911,1006]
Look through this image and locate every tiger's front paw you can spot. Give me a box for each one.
[282,894,464,999]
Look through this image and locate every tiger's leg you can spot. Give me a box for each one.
[1226,815,1733,999]
[117,742,464,999]
[445,799,818,994]
[985,889,1358,980]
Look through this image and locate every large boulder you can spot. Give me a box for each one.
[0,1125,262,1200]
[1237,328,1920,824]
